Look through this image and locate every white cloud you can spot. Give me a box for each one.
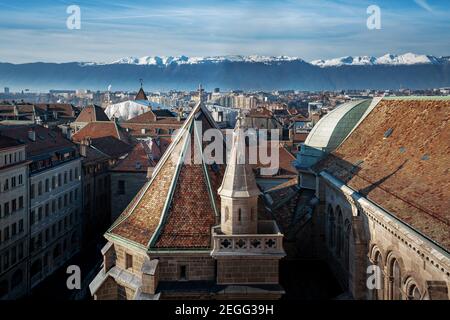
[414,0,433,12]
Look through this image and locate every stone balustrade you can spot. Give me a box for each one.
[211,220,284,256]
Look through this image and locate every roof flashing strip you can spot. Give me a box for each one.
[147,122,193,249]
[107,102,202,233]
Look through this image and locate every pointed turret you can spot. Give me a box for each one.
[218,111,260,235]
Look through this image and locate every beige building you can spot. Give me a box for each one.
[0,125,83,291]
[89,102,285,300]
[0,136,29,299]
[296,97,450,300]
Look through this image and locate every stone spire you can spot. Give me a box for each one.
[218,112,260,234]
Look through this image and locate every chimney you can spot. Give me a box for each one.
[28,128,36,142]
[79,137,91,157]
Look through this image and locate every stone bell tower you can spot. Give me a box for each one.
[211,111,286,298]
[217,111,260,235]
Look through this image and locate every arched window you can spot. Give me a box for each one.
[374,251,384,300]
[238,209,242,223]
[390,258,402,300]
[11,269,23,289]
[327,205,335,248]
[30,259,42,278]
[336,208,343,257]
[406,278,421,300]
[250,208,254,221]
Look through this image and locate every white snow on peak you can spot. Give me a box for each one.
[107,55,303,66]
[311,53,444,67]
[80,53,449,67]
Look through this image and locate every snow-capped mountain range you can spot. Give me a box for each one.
[84,52,449,67]
[1,52,449,91]
[91,55,304,66]
[310,53,449,67]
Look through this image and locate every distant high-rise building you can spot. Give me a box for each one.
[4,87,9,94]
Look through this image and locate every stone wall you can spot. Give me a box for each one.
[318,177,450,300]
[156,255,215,281]
[94,276,119,300]
[217,259,279,284]
[110,172,147,221]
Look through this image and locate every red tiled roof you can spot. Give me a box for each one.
[111,141,156,172]
[72,121,130,143]
[108,103,224,249]
[315,99,450,250]
[75,105,109,123]
[0,124,75,157]
[248,107,273,118]
[248,143,297,176]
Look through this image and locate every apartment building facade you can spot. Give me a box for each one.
[0,136,29,299]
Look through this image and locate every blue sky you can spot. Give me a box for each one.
[0,0,449,63]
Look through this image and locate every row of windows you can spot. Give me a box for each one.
[30,211,78,253]
[30,167,79,199]
[0,269,24,298]
[0,241,25,273]
[0,150,24,168]
[30,232,78,279]
[0,196,25,219]
[0,219,25,245]
[30,189,79,226]
[327,205,351,269]
[0,174,24,192]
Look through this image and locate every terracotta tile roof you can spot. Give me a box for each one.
[293,133,309,143]
[249,143,297,176]
[108,103,225,249]
[248,107,273,118]
[75,105,109,123]
[125,110,157,123]
[315,99,450,250]
[72,121,130,144]
[111,141,155,172]
[109,130,186,246]
[124,110,180,124]
[0,124,76,158]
